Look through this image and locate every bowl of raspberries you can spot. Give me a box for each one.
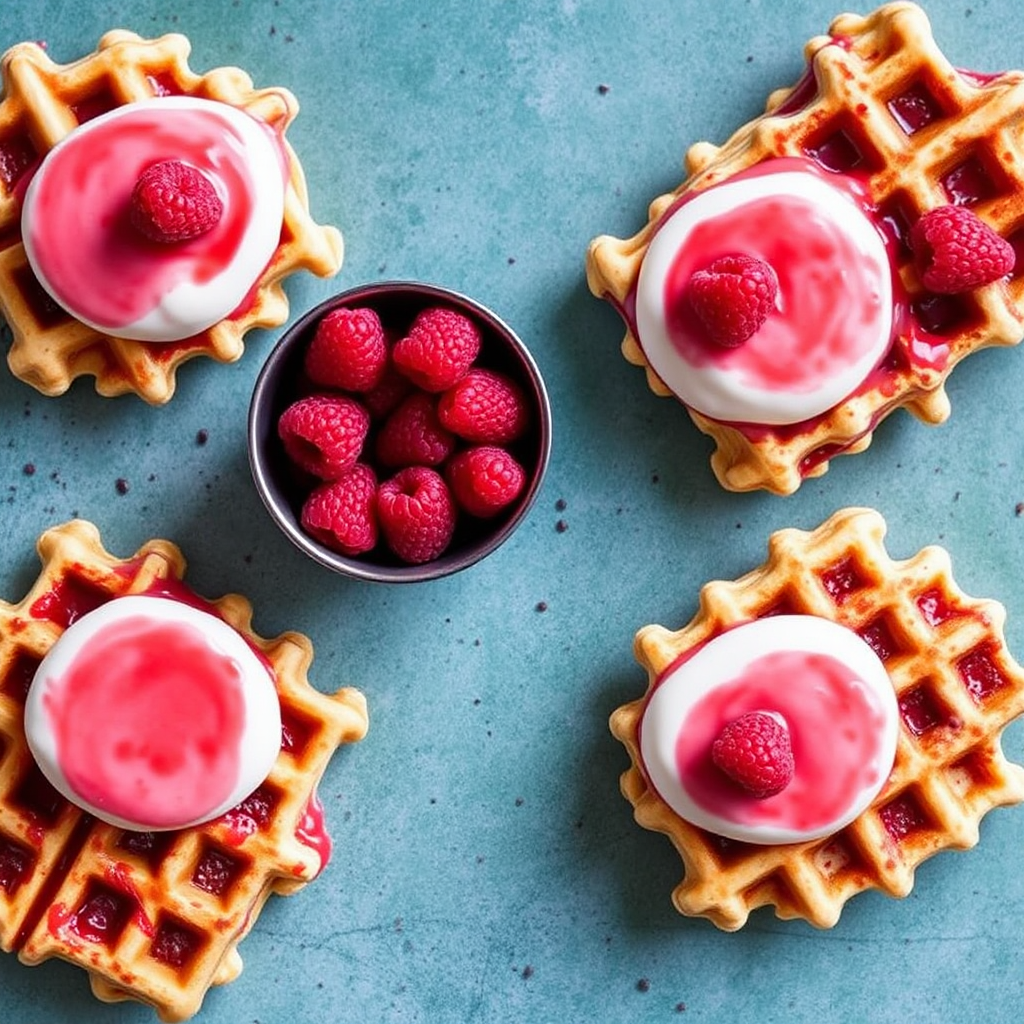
[248,281,552,582]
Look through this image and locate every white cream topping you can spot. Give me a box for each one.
[639,616,899,845]
[635,169,893,425]
[21,96,286,343]
[25,596,282,832]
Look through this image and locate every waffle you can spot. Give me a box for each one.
[0,30,344,404]
[610,507,1024,930]
[586,2,1024,494]
[0,520,368,1020]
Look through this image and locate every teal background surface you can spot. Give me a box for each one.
[2,1,1024,1021]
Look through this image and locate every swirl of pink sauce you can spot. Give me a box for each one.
[638,616,898,844]
[42,614,246,829]
[21,96,287,341]
[675,650,890,832]
[634,158,894,425]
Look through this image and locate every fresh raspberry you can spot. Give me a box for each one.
[909,205,1015,293]
[437,369,530,444]
[277,395,370,480]
[377,466,456,564]
[304,307,388,392]
[391,307,482,391]
[446,445,526,518]
[130,159,223,243]
[688,253,779,347]
[362,364,413,419]
[710,710,794,798]
[375,392,456,469]
[300,464,378,556]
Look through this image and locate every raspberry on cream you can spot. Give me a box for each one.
[634,157,893,426]
[638,615,899,845]
[21,96,288,343]
[24,595,282,832]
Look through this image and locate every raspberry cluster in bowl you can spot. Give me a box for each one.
[249,282,551,583]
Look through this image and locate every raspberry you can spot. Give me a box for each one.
[909,205,1015,293]
[304,307,388,392]
[277,395,370,480]
[391,307,481,391]
[300,464,378,556]
[130,159,223,243]
[363,364,413,419]
[688,253,779,347]
[710,711,794,798]
[437,369,530,444]
[377,466,456,564]
[446,445,526,518]
[375,392,456,469]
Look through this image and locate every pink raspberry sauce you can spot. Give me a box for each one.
[661,162,887,397]
[42,614,246,829]
[23,99,285,334]
[673,649,890,833]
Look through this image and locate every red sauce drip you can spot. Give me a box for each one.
[151,918,202,968]
[218,786,278,846]
[62,884,132,946]
[879,794,927,840]
[819,557,863,604]
[192,846,243,897]
[887,84,942,134]
[30,574,110,628]
[858,618,898,662]
[958,644,1007,701]
[281,712,312,755]
[0,838,33,894]
[13,814,92,951]
[295,789,332,874]
[898,687,944,736]
[916,587,960,626]
[942,156,997,206]
[104,861,154,937]
[0,133,38,191]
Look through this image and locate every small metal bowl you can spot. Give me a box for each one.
[248,281,552,583]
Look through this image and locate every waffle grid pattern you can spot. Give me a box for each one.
[0,521,368,1020]
[0,30,344,404]
[610,507,1024,930]
[586,2,1024,493]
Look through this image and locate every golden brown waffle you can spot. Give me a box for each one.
[0,520,368,1020]
[0,30,344,404]
[586,2,1024,494]
[610,507,1024,930]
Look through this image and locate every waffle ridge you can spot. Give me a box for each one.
[0,30,344,404]
[610,507,1024,930]
[586,2,1024,493]
[0,520,368,1020]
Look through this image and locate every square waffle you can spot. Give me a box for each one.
[0,520,368,1020]
[610,507,1024,930]
[0,30,344,404]
[586,2,1024,494]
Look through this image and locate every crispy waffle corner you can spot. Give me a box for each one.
[610,507,1024,930]
[0,30,344,404]
[586,1,1024,494]
[0,520,368,1020]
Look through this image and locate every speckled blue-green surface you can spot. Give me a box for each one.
[2,1,1024,1021]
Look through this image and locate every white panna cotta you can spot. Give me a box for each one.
[21,96,287,342]
[25,595,282,832]
[639,615,899,845]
